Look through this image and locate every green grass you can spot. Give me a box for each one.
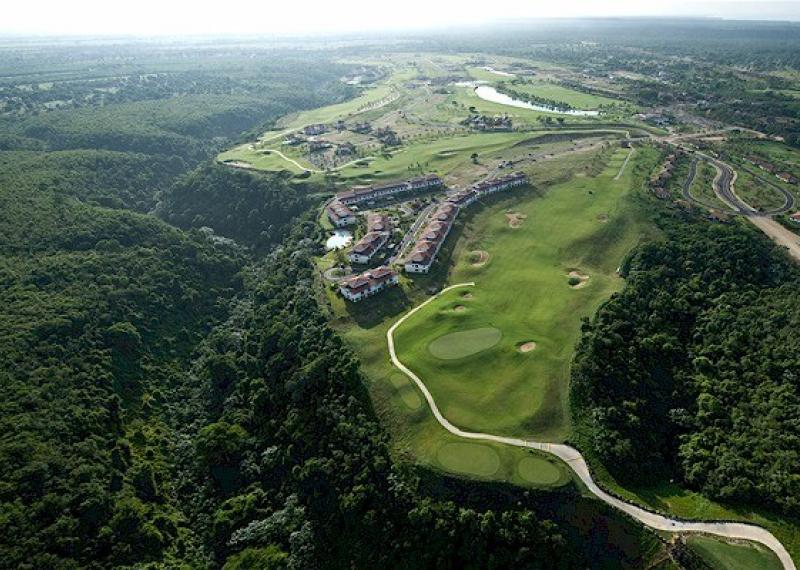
[427,326,502,359]
[392,147,658,441]
[687,535,783,570]
[436,442,501,477]
[323,147,628,492]
[517,455,565,485]
[498,80,621,110]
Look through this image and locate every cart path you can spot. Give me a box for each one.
[387,282,795,570]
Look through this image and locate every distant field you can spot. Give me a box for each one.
[687,535,783,570]
[500,81,621,109]
[392,147,658,440]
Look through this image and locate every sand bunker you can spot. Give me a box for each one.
[461,292,473,299]
[453,305,466,312]
[506,212,528,228]
[469,250,490,266]
[597,213,609,223]
[518,341,537,353]
[568,270,590,289]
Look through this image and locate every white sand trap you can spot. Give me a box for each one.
[518,341,537,353]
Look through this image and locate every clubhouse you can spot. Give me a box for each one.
[336,174,442,205]
[349,213,392,264]
[326,201,357,227]
[404,172,527,274]
[339,266,399,302]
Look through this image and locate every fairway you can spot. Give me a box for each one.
[393,147,656,439]
[436,442,501,477]
[687,535,783,570]
[428,327,502,359]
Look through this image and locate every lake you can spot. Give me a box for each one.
[474,85,600,116]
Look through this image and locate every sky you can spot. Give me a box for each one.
[2,0,799,36]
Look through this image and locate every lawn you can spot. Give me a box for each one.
[391,147,658,441]
[687,535,783,570]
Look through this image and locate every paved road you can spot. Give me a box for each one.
[390,203,436,264]
[614,147,635,180]
[737,164,795,215]
[387,283,796,570]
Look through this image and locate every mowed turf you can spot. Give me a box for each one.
[428,327,501,359]
[393,147,656,440]
[686,535,783,570]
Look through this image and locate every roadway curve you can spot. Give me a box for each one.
[387,283,796,570]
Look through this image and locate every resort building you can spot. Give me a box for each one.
[339,266,399,302]
[403,172,527,275]
[446,189,478,207]
[348,212,393,264]
[349,232,389,264]
[303,123,328,136]
[326,202,356,228]
[336,174,443,205]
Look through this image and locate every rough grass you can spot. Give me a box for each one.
[393,147,659,440]
[686,535,783,570]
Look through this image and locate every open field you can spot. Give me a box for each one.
[217,55,654,183]
[495,80,622,109]
[391,147,659,440]
[688,535,783,570]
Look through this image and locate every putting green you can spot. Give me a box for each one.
[517,456,564,485]
[428,327,502,360]
[437,442,501,477]
[388,372,422,410]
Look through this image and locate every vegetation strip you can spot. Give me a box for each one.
[387,283,797,570]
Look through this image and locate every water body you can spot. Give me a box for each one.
[326,229,353,250]
[481,66,515,77]
[474,85,600,117]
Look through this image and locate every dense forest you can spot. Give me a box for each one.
[572,217,800,516]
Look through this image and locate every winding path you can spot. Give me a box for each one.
[387,283,796,570]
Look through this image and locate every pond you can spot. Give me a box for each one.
[474,85,600,116]
[326,229,353,250]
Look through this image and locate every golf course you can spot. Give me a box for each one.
[392,147,654,440]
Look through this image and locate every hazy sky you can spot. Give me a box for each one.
[3,0,800,36]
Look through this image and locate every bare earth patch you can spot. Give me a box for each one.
[597,213,609,223]
[470,250,490,267]
[453,305,466,312]
[568,270,590,289]
[518,341,537,353]
[505,211,528,228]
